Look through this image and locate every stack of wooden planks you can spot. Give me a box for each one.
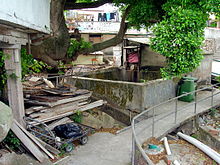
[23,77,104,124]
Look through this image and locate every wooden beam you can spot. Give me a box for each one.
[29,100,104,124]
[14,120,54,160]
[78,100,104,111]
[11,121,47,162]
[47,117,72,130]
[4,48,25,127]
[34,136,60,155]
[25,92,92,107]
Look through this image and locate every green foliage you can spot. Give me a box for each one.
[21,48,47,77]
[209,108,218,117]
[58,143,68,156]
[209,22,217,27]
[3,130,21,150]
[0,49,47,97]
[67,39,92,58]
[8,73,19,79]
[151,7,207,79]
[191,133,198,139]
[0,51,7,92]
[114,0,220,78]
[216,76,220,82]
[200,0,220,16]
[70,111,83,123]
[115,0,166,29]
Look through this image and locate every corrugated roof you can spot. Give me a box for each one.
[127,38,150,45]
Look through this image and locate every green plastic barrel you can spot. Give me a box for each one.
[178,77,196,102]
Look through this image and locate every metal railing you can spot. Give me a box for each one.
[131,83,220,165]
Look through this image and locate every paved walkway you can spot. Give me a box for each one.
[57,89,220,165]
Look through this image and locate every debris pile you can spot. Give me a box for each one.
[199,108,220,137]
[142,136,216,164]
[64,64,113,76]
[23,77,104,124]
[1,76,106,163]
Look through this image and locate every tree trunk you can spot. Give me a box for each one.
[31,0,129,67]
[31,0,70,67]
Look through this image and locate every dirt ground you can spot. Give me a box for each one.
[143,137,218,165]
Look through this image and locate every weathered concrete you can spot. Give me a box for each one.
[140,46,166,67]
[0,0,51,33]
[67,76,178,113]
[205,28,220,38]
[189,54,213,84]
[4,47,25,126]
[0,152,52,165]
[81,111,124,129]
[0,101,12,142]
[205,28,220,60]
[196,126,220,152]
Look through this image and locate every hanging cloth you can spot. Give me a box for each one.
[128,53,139,63]
[106,13,111,21]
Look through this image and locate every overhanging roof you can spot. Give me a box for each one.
[127,38,150,45]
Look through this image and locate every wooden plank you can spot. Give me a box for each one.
[29,103,79,118]
[14,120,54,160]
[26,100,88,115]
[29,100,104,124]
[30,111,75,124]
[11,121,47,162]
[49,92,91,107]
[47,117,72,130]
[25,106,46,115]
[25,92,92,107]
[29,100,88,119]
[78,100,104,111]
[34,137,60,155]
[43,78,55,88]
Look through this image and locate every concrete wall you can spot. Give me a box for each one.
[67,76,177,112]
[71,54,104,65]
[141,45,166,67]
[204,28,220,59]
[0,0,50,33]
[81,34,90,42]
[205,28,220,38]
[188,54,213,84]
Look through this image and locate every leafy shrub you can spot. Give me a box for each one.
[67,39,92,58]
[21,48,47,77]
[70,111,83,123]
[3,130,21,150]
[151,8,206,79]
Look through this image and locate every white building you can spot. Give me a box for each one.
[0,0,51,126]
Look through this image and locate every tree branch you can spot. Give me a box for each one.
[65,0,113,10]
[80,5,131,54]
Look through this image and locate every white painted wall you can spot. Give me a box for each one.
[0,0,51,33]
[205,28,220,38]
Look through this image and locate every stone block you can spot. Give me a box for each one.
[0,101,12,142]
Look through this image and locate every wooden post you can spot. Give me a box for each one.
[4,45,25,126]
